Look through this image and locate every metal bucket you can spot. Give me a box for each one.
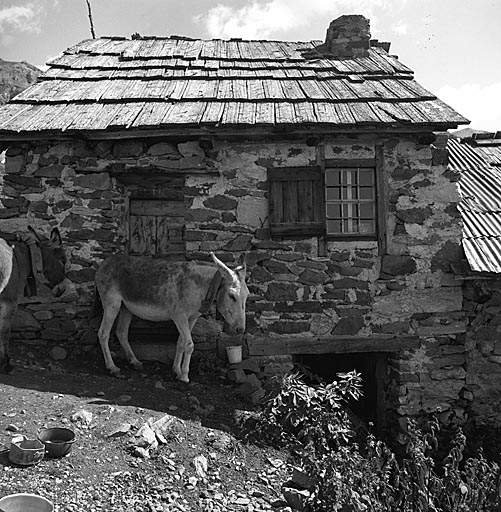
[8,437,44,466]
[0,493,53,512]
[226,345,243,364]
[38,428,75,458]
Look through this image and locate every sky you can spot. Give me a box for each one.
[0,0,500,132]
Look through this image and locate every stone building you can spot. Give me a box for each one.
[0,15,470,434]
[449,132,501,426]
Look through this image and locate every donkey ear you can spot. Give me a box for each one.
[236,253,246,278]
[26,225,43,244]
[49,227,62,246]
[210,252,234,281]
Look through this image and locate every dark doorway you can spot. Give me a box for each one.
[297,352,388,434]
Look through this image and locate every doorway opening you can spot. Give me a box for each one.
[296,352,388,435]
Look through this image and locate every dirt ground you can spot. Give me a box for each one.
[0,340,291,512]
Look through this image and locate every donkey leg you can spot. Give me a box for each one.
[115,306,142,370]
[172,332,184,381]
[172,315,197,383]
[0,302,15,373]
[180,316,199,382]
[97,297,122,376]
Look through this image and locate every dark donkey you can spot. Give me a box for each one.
[0,226,76,373]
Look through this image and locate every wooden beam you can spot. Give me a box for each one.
[0,126,459,142]
[247,335,420,356]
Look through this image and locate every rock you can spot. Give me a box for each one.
[177,141,205,158]
[290,468,315,489]
[270,498,289,508]
[248,387,265,404]
[71,409,93,426]
[131,446,150,459]
[282,487,310,511]
[227,368,246,383]
[147,142,178,156]
[211,432,233,451]
[155,381,165,390]
[50,346,67,361]
[108,423,132,438]
[134,424,158,449]
[150,414,177,435]
[193,454,208,479]
[118,395,132,403]
[234,358,261,374]
[238,374,262,396]
[72,172,111,190]
[6,423,19,432]
[113,140,143,158]
[381,254,416,276]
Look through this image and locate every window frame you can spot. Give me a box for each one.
[323,158,378,241]
[267,150,386,249]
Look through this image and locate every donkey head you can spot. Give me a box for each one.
[212,253,249,335]
[25,226,76,299]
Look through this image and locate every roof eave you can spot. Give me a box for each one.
[0,121,467,143]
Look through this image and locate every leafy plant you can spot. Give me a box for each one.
[248,371,501,512]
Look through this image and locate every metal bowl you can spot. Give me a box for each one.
[37,427,75,458]
[0,493,53,512]
[8,436,45,466]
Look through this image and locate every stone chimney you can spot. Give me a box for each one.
[323,14,371,58]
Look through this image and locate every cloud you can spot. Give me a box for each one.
[392,21,407,35]
[197,0,401,40]
[0,3,43,43]
[437,82,501,132]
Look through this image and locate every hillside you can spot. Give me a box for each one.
[0,58,40,105]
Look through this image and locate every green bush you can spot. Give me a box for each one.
[249,371,501,512]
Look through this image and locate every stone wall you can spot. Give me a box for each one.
[0,132,467,430]
[463,279,501,425]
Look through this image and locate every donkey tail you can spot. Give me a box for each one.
[80,287,103,346]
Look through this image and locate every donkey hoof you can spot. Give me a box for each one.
[177,375,190,384]
[109,368,124,379]
[131,361,143,371]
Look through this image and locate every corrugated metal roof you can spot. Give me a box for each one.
[0,35,468,136]
[450,137,501,273]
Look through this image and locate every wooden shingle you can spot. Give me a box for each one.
[0,35,468,135]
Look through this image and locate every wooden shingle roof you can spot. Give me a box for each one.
[0,36,468,138]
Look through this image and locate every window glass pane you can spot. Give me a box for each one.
[360,203,374,217]
[360,187,374,200]
[327,219,342,233]
[343,219,358,233]
[359,169,373,185]
[360,220,375,234]
[326,187,340,200]
[325,170,340,186]
[325,167,376,237]
[326,203,342,218]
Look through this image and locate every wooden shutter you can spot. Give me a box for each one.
[129,199,186,259]
[268,166,324,237]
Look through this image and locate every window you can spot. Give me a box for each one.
[268,166,324,237]
[325,167,376,236]
[268,160,378,239]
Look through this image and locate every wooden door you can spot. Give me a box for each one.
[129,198,186,260]
[128,198,185,343]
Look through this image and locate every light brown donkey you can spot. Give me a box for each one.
[94,252,248,382]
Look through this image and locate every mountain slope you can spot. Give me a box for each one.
[0,58,40,105]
